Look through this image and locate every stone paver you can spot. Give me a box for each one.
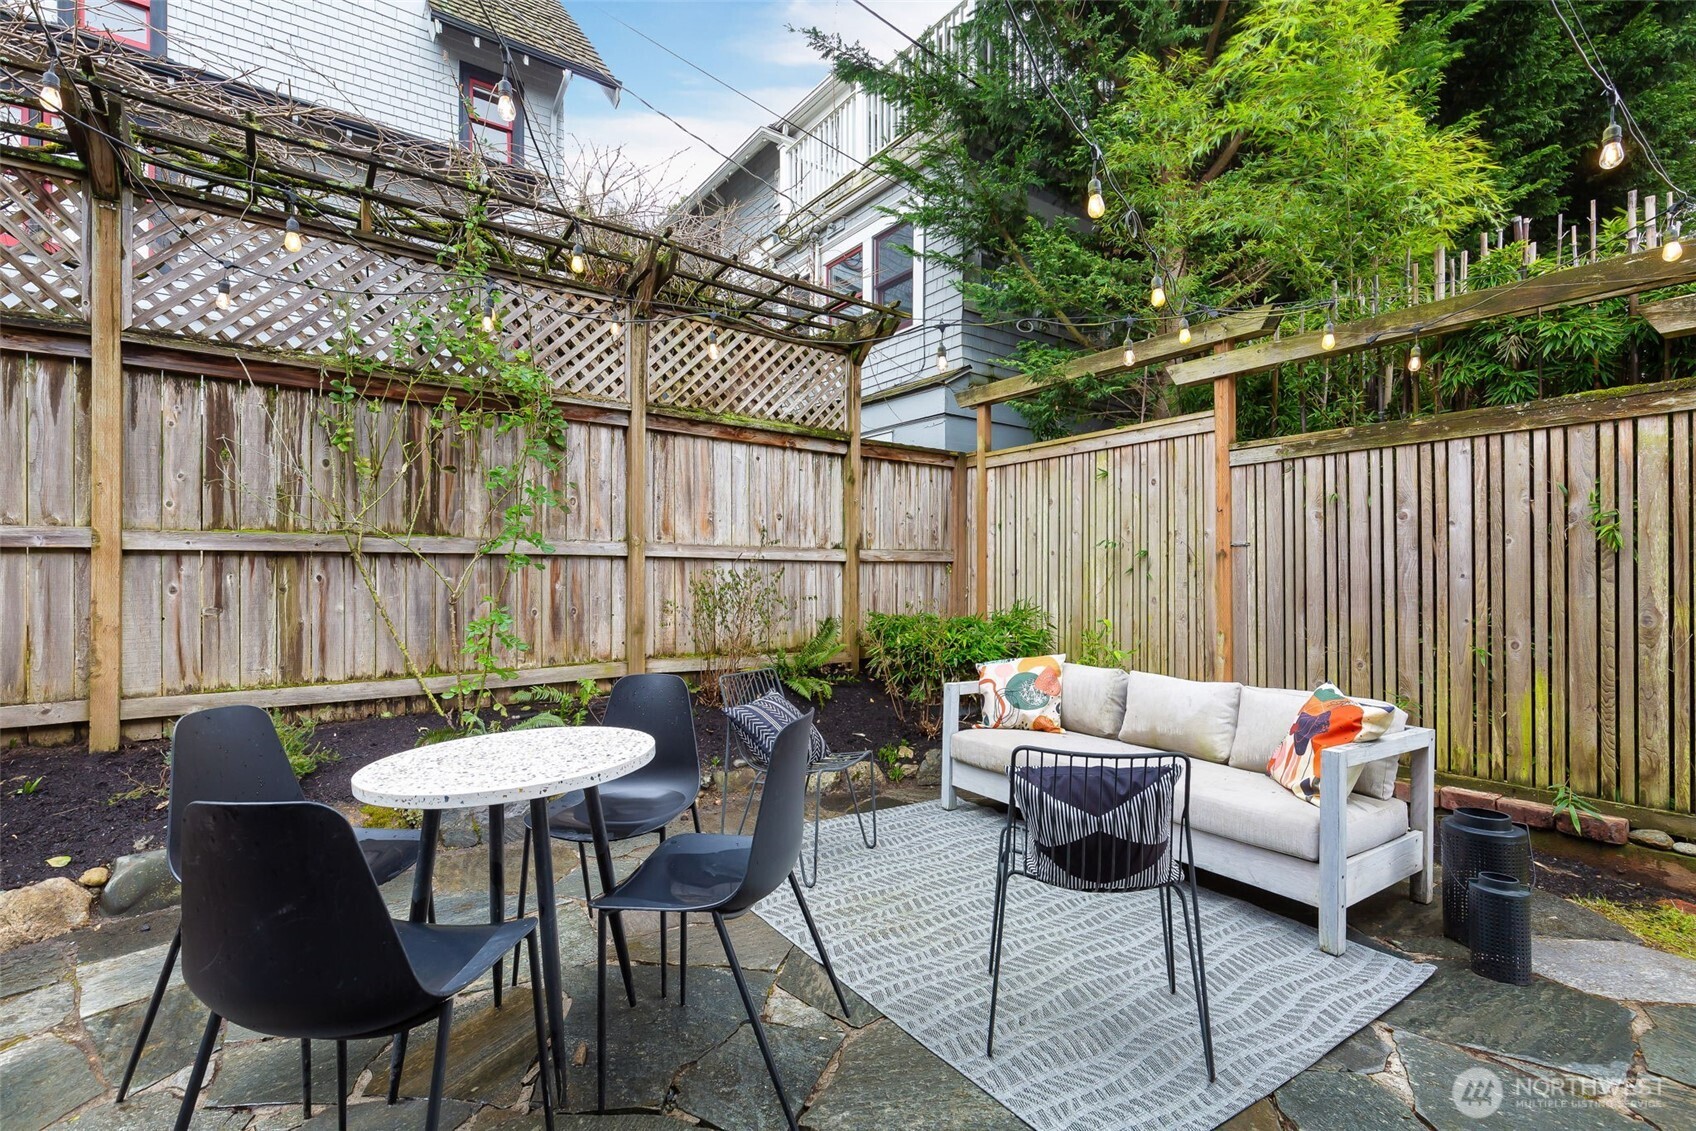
[83,983,207,1095]
[1274,1067,1419,1128]
[673,1018,843,1130]
[206,1036,389,1109]
[1313,1025,1392,1075]
[0,981,76,1046]
[0,1035,105,1131]
[1641,1005,1696,1088]
[365,991,543,1108]
[775,950,880,1029]
[798,1020,1027,1131]
[1394,1029,1639,1130]
[295,1098,478,1129]
[1632,1079,1696,1130]
[1533,938,1696,1004]
[75,944,180,1018]
[52,1092,248,1130]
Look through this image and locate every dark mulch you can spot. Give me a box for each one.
[1,677,928,890]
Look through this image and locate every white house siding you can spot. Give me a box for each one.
[160,0,565,165]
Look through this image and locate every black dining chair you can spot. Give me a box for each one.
[170,800,554,1131]
[511,673,702,994]
[117,705,420,1113]
[986,747,1215,1082]
[590,711,849,1131]
[720,668,876,887]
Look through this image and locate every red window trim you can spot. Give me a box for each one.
[77,0,153,51]
[873,223,915,326]
[824,247,864,297]
[465,75,514,162]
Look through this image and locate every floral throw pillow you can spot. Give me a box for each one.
[976,654,1066,732]
[1266,683,1395,806]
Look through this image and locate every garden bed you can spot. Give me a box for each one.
[0,676,926,890]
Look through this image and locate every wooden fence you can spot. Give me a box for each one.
[975,381,1696,817]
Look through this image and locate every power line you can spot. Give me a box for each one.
[851,0,981,89]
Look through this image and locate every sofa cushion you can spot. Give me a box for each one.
[950,727,1159,776]
[1118,671,1241,764]
[1267,684,1398,806]
[1059,663,1130,739]
[1228,686,1313,773]
[1352,698,1409,800]
[976,654,1066,732]
[1184,760,1410,862]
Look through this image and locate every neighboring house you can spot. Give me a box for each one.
[678,2,1033,452]
[27,0,618,170]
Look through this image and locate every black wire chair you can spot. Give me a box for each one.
[510,673,703,997]
[591,712,850,1131]
[719,668,876,887]
[171,800,553,1131]
[986,747,1216,1082]
[117,705,420,1115]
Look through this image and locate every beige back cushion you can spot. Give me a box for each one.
[1117,671,1242,764]
[1352,697,1409,799]
[1058,663,1130,739]
[1227,686,1313,773]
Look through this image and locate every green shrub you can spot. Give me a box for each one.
[510,678,600,728]
[769,617,842,702]
[862,602,1052,735]
[664,565,788,705]
[1074,617,1133,670]
[269,710,338,778]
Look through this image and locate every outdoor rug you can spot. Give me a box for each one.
[754,800,1433,1131]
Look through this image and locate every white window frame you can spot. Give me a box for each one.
[820,217,923,324]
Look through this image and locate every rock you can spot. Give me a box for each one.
[77,867,111,888]
[1675,842,1696,858]
[1275,1067,1418,1127]
[673,1019,842,1131]
[0,878,94,952]
[84,984,210,1095]
[1555,809,1629,845]
[0,1035,104,1131]
[914,749,943,785]
[0,981,76,1045]
[1632,829,1677,851]
[99,849,176,916]
[801,1021,1027,1131]
[1395,1029,1640,1130]
[1642,1005,1696,1088]
[439,808,484,849]
[1534,939,1696,1005]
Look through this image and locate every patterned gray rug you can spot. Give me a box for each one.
[755,801,1432,1131]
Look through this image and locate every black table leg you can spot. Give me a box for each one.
[488,804,504,1007]
[528,797,569,1106]
[409,810,441,924]
[583,784,636,1006]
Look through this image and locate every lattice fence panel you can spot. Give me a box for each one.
[0,166,85,319]
[128,201,627,402]
[648,320,848,432]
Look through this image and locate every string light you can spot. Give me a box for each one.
[1085,175,1106,221]
[494,75,518,124]
[1663,220,1684,263]
[1597,107,1625,171]
[608,318,624,338]
[569,241,587,274]
[1121,318,1135,367]
[707,326,722,362]
[1321,320,1337,351]
[1407,343,1423,374]
[214,264,232,311]
[481,285,497,333]
[39,63,62,114]
[1176,315,1191,346]
[282,192,303,253]
[1149,274,1166,309]
[935,339,950,372]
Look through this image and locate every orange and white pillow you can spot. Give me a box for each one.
[1266,682,1395,805]
[977,654,1066,732]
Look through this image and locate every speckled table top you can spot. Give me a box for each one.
[349,726,655,809]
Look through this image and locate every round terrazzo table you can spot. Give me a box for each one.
[351,726,655,1106]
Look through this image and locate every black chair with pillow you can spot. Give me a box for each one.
[719,668,876,886]
[986,746,1215,1082]
[171,800,553,1131]
[117,705,420,1116]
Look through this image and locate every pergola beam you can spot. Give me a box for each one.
[955,308,1280,408]
[1642,293,1696,339]
[1169,250,1696,386]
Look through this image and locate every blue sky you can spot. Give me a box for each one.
[555,1,959,198]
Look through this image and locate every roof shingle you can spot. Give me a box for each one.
[430,0,616,89]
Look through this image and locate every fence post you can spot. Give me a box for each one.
[624,302,649,675]
[975,404,991,616]
[842,354,864,670]
[950,452,970,615]
[85,185,126,751]
[1213,360,1236,682]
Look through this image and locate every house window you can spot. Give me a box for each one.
[826,247,863,300]
[76,0,155,51]
[460,63,522,163]
[874,223,914,324]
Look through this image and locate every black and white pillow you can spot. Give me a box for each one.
[1012,762,1180,889]
[724,690,830,764]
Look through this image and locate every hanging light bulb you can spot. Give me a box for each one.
[1122,320,1136,368]
[569,241,587,275]
[1663,221,1684,263]
[1407,343,1423,374]
[608,318,624,338]
[1597,111,1625,171]
[494,75,518,124]
[1321,320,1337,351]
[1149,274,1166,309]
[40,63,62,114]
[1176,315,1191,346]
[935,342,949,373]
[707,327,722,362]
[214,266,232,311]
[481,286,497,333]
[1085,175,1106,220]
[282,214,303,254]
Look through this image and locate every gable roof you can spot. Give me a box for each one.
[429,0,618,92]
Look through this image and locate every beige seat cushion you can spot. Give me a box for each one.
[1119,672,1242,764]
[1227,686,1313,773]
[1058,663,1130,739]
[1184,760,1410,862]
[950,727,1158,775]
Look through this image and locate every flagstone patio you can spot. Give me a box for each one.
[4,795,1695,1131]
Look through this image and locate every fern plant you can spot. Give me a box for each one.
[769,618,842,702]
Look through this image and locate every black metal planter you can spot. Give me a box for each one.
[1440,806,1532,944]
[1468,871,1534,985]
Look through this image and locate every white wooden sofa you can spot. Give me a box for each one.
[941,666,1435,955]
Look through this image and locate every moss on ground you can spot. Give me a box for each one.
[1573,897,1696,960]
